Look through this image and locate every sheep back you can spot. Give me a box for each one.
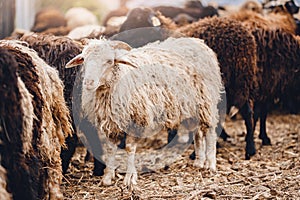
[178,16,258,109]
[252,28,300,102]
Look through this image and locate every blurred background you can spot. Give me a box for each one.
[0,0,259,39]
[1,0,299,39]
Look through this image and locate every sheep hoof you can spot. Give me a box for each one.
[123,172,138,189]
[193,158,205,169]
[189,151,196,160]
[207,162,216,172]
[102,176,112,186]
[245,150,256,160]
[261,137,271,146]
[102,170,115,186]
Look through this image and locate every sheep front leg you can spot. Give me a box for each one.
[205,127,217,172]
[193,128,206,168]
[102,140,117,186]
[123,135,137,189]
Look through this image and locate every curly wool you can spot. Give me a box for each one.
[116,11,258,110]
[228,10,300,103]
[0,40,72,200]
[19,33,84,174]
[0,46,41,199]
[19,33,82,111]
[144,37,223,127]
[177,16,258,109]
[252,28,300,102]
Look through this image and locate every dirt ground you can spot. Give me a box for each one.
[61,113,300,199]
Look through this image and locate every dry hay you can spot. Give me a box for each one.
[62,113,300,199]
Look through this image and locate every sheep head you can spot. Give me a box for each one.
[66,39,133,90]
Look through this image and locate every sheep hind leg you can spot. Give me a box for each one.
[60,131,78,174]
[193,128,206,169]
[102,141,117,186]
[258,105,271,146]
[240,101,255,160]
[123,134,137,190]
[220,128,230,141]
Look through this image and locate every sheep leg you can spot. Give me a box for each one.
[167,128,178,144]
[189,150,196,160]
[205,127,217,171]
[258,105,271,145]
[123,135,137,189]
[102,141,117,186]
[78,118,106,176]
[240,101,255,160]
[190,121,223,160]
[60,131,78,174]
[193,128,206,168]
[220,128,230,141]
[117,132,126,149]
[252,103,260,133]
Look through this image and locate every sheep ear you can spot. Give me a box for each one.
[148,13,161,27]
[110,40,132,51]
[65,55,84,68]
[114,57,137,68]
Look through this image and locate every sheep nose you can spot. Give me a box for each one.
[84,79,94,87]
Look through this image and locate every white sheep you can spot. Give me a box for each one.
[65,7,98,30]
[66,37,223,188]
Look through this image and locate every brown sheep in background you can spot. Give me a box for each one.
[249,28,300,148]
[152,5,218,21]
[31,7,67,33]
[263,0,300,34]
[279,36,300,114]
[39,26,71,36]
[229,10,296,34]
[227,4,300,157]
[240,0,263,13]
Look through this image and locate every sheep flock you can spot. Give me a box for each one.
[0,0,300,199]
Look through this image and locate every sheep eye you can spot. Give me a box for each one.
[106,60,113,65]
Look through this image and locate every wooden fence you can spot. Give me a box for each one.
[0,0,15,39]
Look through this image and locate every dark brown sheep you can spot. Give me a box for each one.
[228,8,300,158]
[0,44,64,199]
[0,40,73,199]
[0,47,40,199]
[18,33,107,176]
[250,28,300,147]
